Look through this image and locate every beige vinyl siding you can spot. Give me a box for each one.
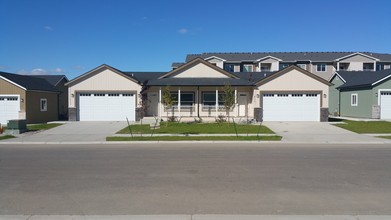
[340,54,376,62]
[311,63,336,80]
[171,63,229,78]
[0,78,26,120]
[68,69,141,108]
[258,69,329,108]
[206,58,224,69]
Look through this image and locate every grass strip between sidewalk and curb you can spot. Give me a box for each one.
[27,123,63,131]
[117,122,274,134]
[377,136,391,139]
[334,120,391,133]
[0,135,15,140]
[107,135,282,141]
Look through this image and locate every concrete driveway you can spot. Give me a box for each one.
[263,121,390,144]
[6,121,128,143]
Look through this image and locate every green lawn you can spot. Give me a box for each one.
[27,123,63,131]
[377,136,391,139]
[0,135,15,140]
[334,120,391,134]
[117,122,274,134]
[107,135,282,141]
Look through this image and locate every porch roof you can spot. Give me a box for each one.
[146,77,254,86]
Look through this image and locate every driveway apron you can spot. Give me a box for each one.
[7,121,128,142]
[263,121,390,144]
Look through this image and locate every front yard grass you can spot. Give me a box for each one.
[107,135,282,141]
[117,122,274,135]
[0,135,15,140]
[27,123,63,131]
[377,136,391,139]
[334,120,391,134]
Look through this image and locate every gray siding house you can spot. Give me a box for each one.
[329,70,391,119]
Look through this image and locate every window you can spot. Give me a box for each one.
[296,64,306,70]
[260,63,272,71]
[363,63,374,71]
[40,98,47,111]
[203,92,224,110]
[243,64,254,72]
[351,94,358,106]
[170,92,194,108]
[279,63,289,70]
[224,64,235,72]
[316,64,327,72]
[376,64,382,71]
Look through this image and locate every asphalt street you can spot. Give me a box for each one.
[0,143,391,215]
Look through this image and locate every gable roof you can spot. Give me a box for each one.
[159,57,239,79]
[32,75,68,86]
[335,69,391,90]
[255,65,332,86]
[0,71,60,92]
[335,52,379,61]
[147,77,253,86]
[66,64,139,86]
[186,52,391,63]
[124,72,166,83]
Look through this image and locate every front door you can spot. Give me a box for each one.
[147,92,159,117]
[238,93,248,117]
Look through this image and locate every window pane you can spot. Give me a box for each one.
[203,93,216,102]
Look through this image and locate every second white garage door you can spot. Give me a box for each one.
[262,93,320,121]
[380,91,391,119]
[0,95,20,125]
[78,93,135,121]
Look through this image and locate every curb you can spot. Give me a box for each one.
[1,215,390,220]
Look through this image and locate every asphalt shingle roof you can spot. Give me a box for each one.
[336,69,391,90]
[0,71,60,92]
[147,77,254,86]
[31,75,67,86]
[186,52,391,62]
[124,72,167,83]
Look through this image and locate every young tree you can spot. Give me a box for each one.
[222,83,235,121]
[162,86,173,126]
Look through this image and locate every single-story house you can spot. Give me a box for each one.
[329,69,391,119]
[0,72,68,125]
[67,58,331,122]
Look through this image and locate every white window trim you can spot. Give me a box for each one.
[351,94,358,106]
[243,64,254,72]
[297,64,306,70]
[316,64,327,72]
[40,98,48,111]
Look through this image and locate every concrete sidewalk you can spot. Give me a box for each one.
[1,215,390,220]
[262,121,391,144]
[5,121,128,142]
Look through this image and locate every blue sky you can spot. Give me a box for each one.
[1,0,391,79]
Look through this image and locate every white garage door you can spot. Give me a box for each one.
[78,93,135,121]
[380,91,391,119]
[262,93,320,121]
[0,95,20,125]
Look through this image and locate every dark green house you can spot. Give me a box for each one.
[329,69,391,119]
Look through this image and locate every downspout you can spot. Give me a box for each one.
[338,89,341,116]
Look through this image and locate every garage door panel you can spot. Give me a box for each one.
[0,96,20,125]
[380,92,391,119]
[263,93,320,121]
[78,93,135,121]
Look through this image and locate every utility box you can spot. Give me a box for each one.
[5,119,27,135]
[254,107,263,122]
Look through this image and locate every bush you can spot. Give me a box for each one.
[167,116,177,122]
[215,114,227,123]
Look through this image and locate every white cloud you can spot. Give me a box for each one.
[44,26,53,31]
[31,68,48,75]
[53,67,64,73]
[178,28,188,34]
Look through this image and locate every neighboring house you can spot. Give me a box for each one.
[329,69,391,119]
[65,64,164,121]
[68,58,331,122]
[175,52,391,80]
[0,72,68,125]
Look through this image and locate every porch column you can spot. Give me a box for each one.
[374,61,377,71]
[197,86,200,118]
[215,88,218,116]
[178,88,181,116]
[337,62,340,71]
[159,87,162,119]
[235,87,238,117]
